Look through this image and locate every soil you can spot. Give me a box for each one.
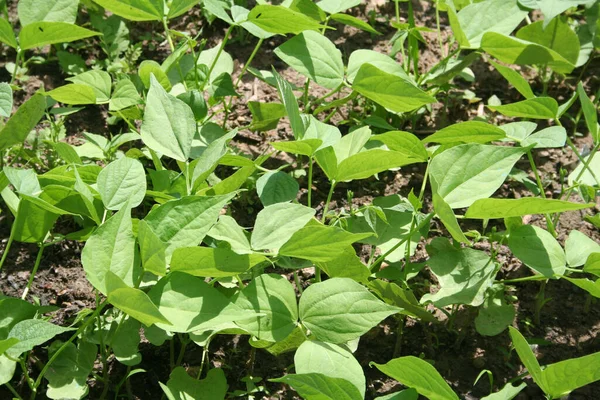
[1,1,600,399]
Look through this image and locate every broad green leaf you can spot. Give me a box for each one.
[160,367,228,400]
[332,126,371,161]
[274,31,343,90]
[508,327,548,393]
[481,383,526,400]
[430,144,526,208]
[0,354,16,386]
[92,0,163,21]
[488,97,558,119]
[289,0,327,22]
[207,215,252,254]
[272,139,323,156]
[46,84,96,105]
[109,315,142,365]
[233,274,298,342]
[19,22,100,50]
[481,32,575,74]
[577,82,599,143]
[375,389,419,400]
[137,219,167,276]
[466,198,592,219]
[45,340,97,400]
[246,5,327,35]
[331,13,380,35]
[108,286,171,327]
[148,272,251,332]
[0,18,17,49]
[474,286,515,336]
[508,225,566,277]
[3,167,41,196]
[424,121,506,144]
[372,356,459,400]
[0,338,19,355]
[18,0,79,26]
[7,319,73,358]
[370,131,428,162]
[489,59,535,99]
[48,142,82,164]
[279,224,370,262]
[336,149,421,182]
[500,121,538,141]
[250,326,306,356]
[141,75,195,161]
[368,280,437,322]
[97,156,146,210]
[273,70,305,139]
[248,102,286,132]
[316,0,361,14]
[422,237,495,307]
[433,193,470,244]
[197,45,233,85]
[0,93,46,150]
[110,79,141,111]
[583,253,600,277]
[251,203,315,251]
[0,82,12,118]
[565,230,600,267]
[299,278,399,343]
[170,247,267,277]
[564,277,600,298]
[453,0,527,48]
[139,60,172,91]
[168,0,201,18]
[256,171,298,206]
[353,64,435,113]
[12,197,61,243]
[317,245,370,283]
[516,18,580,68]
[144,194,234,259]
[568,153,600,187]
[271,373,362,400]
[81,206,139,294]
[0,297,37,340]
[542,349,600,398]
[67,70,112,103]
[347,49,412,84]
[520,126,566,148]
[295,341,365,397]
[191,129,237,185]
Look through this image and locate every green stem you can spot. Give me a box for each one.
[370,219,416,272]
[311,83,344,109]
[22,243,45,300]
[435,0,445,57]
[10,49,22,84]
[196,338,211,379]
[307,157,313,208]
[162,18,175,53]
[6,383,23,400]
[175,334,188,367]
[394,0,400,23]
[418,161,430,204]
[0,226,14,271]
[526,150,556,236]
[235,38,263,87]
[206,25,234,87]
[293,272,303,295]
[498,275,548,284]
[321,181,337,223]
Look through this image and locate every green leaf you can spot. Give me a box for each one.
[141,75,195,161]
[317,246,370,283]
[541,350,600,398]
[137,219,167,276]
[19,22,100,50]
[251,203,315,251]
[508,225,566,277]
[475,286,515,336]
[316,0,361,14]
[430,144,526,208]
[139,60,172,91]
[347,49,412,84]
[577,82,599,143]
[170,247,267,277]
[0,93,46,150]
[67,70,112,103]
[488,97,558,119]
[246,5,328,35]
[422,237,495,307]
[433,193,470,244]
[271,373,362,400]
[7,319,73,358]
[92,0,163,21]
[330,13,380,35]
[568,153,600,187]
[372,356,459,400]
[508,327,548,393]
[233,274,298,342]
[0,18,17,49]
[110,79,142,111]
[370,130,428,162]
[168,0,201,19]
[143,194,234,260]
[256,171,299,206]
[299,278,399,343]
[336,149,421,182]
[274,31,344,90]
[0,355,16,386]
[489,59,535,99]
[368,280,437,322]
[272,139,323,157]
[520,126,566,148]
[466,198,592,219]
[353,64,435,113]
[160,367,228,400]
[0,82,13,118]
[97,156,146,210]
[294,341,365,397]
[0,338,19,355]
[481,32,575,74]
[18,0,78,26]
[12,197,61,243]
[81,206,139,294]
[46,84,97,105]
[208,215,252,254]
[423,121,506,144]
[108,282,171,327]
[109,315,141,365]
[516,18,580,68]
[248,102,286,132]
[148,272,251,332]
[273,70,305,139]
[452,0,527,49]
[565,230,600,267]
[45,340,97,400]
[279,224,370,262]
[564,277,600,298]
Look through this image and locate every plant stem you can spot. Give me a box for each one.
[311,83,344,108]
[206,25,234,87]
[162,18,175,53]
[435,0,445,57]
[394,0,400,23]
[498,275,548,284]
[307,157,314,208]
[175,334,188,367]
[197,339,211,379]
[235,38,263,87]
[293,272,303,295]
[321,181,337,223]
[534,280,547,325]
[10,49,22,84]
[370,219,416,272]
[0,227,14,271]
[22,243,45,300]
[6,383,23,400]
[418,161,430,204]
[526,150,556,236]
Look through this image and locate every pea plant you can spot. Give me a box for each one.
[0,0,600,399]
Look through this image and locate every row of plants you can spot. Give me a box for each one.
[0,0,599,398]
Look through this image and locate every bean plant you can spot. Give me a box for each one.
[0,0,599,399]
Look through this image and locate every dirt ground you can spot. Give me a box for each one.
[1,1,599,399]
